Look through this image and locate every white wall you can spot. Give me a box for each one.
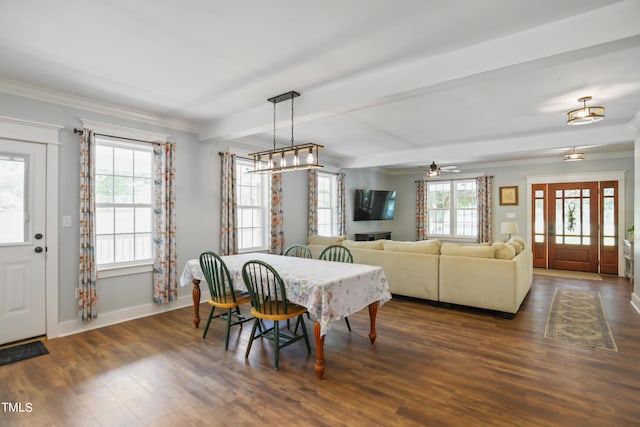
[0,92,210,326]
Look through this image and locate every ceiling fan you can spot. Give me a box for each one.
[426,161,460,177]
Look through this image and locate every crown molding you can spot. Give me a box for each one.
[0,78,197,134]
[80,119,171,142]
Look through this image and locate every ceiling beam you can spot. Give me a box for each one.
[199,1,640,142]
[341,123,635,169]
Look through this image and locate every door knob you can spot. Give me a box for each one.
[34,247,43,253]
[35,233,43,240]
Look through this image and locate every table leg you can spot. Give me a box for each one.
[192,278,201,328]
[368,301,379,345]
[314,321,325,380]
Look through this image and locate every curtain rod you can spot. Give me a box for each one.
[416,175,491,183]
[74,128,159,145]
[217,151,254,162]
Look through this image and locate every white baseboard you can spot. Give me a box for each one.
[631,292,640,315]
[52,290,210,339]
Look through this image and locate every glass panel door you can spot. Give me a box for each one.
[0,153,27,244]
[547,182,598,272]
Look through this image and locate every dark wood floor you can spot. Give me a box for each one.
[1,274,639,426]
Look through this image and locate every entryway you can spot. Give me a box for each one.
[531,180,619,274]
[0,139,47,345]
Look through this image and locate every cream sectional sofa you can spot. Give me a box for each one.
[307,235,532,315]
[439,241,532,314]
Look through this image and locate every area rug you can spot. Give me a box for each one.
[534,268,602,281]
[544,288,617,351]
[0,341,49,366]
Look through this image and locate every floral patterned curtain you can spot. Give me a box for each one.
[270,173,285,254]
[152,142,177,304]
[220,152,237,255]
[307,169,318,236]
[416,179,427,241]
[79,129,98,322]
[477,176,493,243]
[336,173,346,236]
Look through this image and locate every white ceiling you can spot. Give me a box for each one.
[1,0,639,170]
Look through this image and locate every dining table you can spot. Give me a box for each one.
[179,252,392,379]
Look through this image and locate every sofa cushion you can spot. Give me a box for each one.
[492,242,516,260]
[508,241,523,255]
[342,239,385,250]
[440,242,494,258]
[308,235,346,246]
[383,239,441,255]
[509,236,526,250]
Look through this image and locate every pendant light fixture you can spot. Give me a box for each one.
[249,91,323,174]
[566,96,605,125]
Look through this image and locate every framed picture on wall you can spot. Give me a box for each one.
[500,186,518,206]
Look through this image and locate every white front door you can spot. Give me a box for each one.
[0,139,47,344]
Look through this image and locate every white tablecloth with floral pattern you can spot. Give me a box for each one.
[180,253,391,336]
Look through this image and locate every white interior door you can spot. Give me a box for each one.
[0,139,46,345]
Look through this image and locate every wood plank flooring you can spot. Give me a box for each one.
[1,274,639,426]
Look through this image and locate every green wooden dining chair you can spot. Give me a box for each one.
[283,244,312,259]
[319,245,354,331]
[319,244,353,263]
[242,260,311,370]
[199,251,254,350]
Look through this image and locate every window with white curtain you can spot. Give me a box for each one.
[427,179,478,238]
[95,136,153,266]
[317,172,338,236]
[236,158,270,251]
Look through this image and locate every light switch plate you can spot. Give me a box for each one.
[63,216,72,227]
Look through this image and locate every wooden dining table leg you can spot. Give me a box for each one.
[192,278,201,328]
[314,321,325,380]
[368,301,379,345]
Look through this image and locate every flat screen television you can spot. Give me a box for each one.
[354,189,396,221]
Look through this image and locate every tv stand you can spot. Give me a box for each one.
[354,231,391,241]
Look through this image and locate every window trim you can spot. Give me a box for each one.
[236,157,271,253]
[317,172,338,237]
[94,136,154,270]
[426,178,478,241]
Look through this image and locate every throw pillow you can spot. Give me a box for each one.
[508,241,523,255]
[492,242,516,260]
[383,239,441,255]
[342,239,385,250]
[508,236,526,250]
[440,242,495,258]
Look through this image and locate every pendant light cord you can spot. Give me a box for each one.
[291,94,295,146]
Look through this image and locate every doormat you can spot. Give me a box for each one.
[534,268,602,281]
[544,288,617,351]
[0,341,49,366]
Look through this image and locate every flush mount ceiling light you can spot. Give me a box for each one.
[249,91,323,174]
[566,96,605,125]
[564,147,585,161]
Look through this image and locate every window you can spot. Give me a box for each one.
[236,158,270,252]
[0,154,26,244]
[427,179,477,238]
[317,172,338,236]
[95,137,153,267]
